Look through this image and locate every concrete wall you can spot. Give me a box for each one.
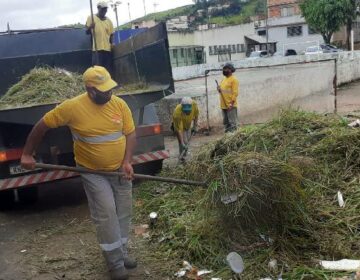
[172,51,360,85]
[168,32,195,47]
[169,60,335,130]
[159,51,360,131]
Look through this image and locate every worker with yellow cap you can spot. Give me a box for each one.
[21,66,136,280]
[86,1,115,73]
[172,97,199,162]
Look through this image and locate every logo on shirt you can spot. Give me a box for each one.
[112,114,122,124]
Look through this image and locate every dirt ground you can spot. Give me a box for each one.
[0,82,360,280]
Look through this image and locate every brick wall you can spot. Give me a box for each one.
[268,0,301,18]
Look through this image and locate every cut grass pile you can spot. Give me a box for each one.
[135,110,360,279]
[0,68,84,109]
[0,67,149,109]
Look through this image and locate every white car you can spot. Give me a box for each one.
[305,44,343,55]
[305,46,323,55]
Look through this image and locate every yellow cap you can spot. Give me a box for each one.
[83,66,118,92]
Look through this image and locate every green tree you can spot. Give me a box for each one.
[300,0,349,44]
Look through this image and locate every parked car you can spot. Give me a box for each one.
[320,44,343,53]
[248,50,271,59]
[305,44,343,55]
[305,46,323,55]
[285,49,297,56]
[273,49,297,57]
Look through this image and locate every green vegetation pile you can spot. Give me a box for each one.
[0,68,84,109]
[135,110,360,279]
[0,67,149,110]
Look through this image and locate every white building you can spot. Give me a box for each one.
[168,23,257,64]
[262,15,324,55]
[166,16,189,31]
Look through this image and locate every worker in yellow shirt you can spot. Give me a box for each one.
[172,97,199,161]
[21,66,136,280]
[217,63,239,133]
[86,1,114,73]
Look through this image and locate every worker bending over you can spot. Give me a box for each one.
[217,63,239,133]
[172,97,199,161]
[21,66,136,280]
[86,1,114,73]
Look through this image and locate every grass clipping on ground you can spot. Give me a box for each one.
[135,110,360,279]
[0,67,149,109]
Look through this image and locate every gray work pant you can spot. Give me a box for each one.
[81,172,132,271]
[178,129,191,157]
[222,107,238,133]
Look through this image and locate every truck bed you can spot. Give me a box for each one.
[0,85,172,125]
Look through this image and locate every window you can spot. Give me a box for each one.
[209,46,213,55]
[231,45,236,54]
[287,26,303,37]
[241,44,245,52]
[308,26,318,35]
[214,46,219,54]
[180,48,184,57]
[173,49,178,58]
[258,30,266,36]
[281,6,295,17]
[236,44,245,53]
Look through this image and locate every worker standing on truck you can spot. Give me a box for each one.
[172,97,199,161]
[86,1,114,73]
[217,63,239,133]
[21,66,136,280]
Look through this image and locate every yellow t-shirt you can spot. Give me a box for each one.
[86,15,114,51]
[219,75,239,110]
[172,101,199,132]
[43,94,135,171]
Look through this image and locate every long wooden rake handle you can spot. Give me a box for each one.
[35,163,207,187]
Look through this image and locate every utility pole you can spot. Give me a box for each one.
[143,0,147,16]
[127,2,132,21]
[110,1,122,43]
[265,0,269,46]
[153,2,159,13]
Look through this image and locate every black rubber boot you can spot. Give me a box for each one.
[124,257,138,269]
[110,267,129,280]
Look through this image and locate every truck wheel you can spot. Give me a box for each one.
[0,190,15,210]
[18,186,39,204]
[134,160,163,176]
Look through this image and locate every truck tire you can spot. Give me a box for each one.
[0,190,15,210]
[18,186,39,204]
[134,160,163,176]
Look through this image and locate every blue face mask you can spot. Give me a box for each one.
[182,104,192,115]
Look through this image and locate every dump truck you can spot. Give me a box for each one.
[0,23,174,204]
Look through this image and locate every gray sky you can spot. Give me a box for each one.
[0,0,194,31]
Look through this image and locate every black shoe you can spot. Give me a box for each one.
[124,257,138,269]
[110,267,129,280]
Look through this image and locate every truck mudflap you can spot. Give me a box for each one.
[0,150,169,191]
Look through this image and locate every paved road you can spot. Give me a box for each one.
[0,81,359,280]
